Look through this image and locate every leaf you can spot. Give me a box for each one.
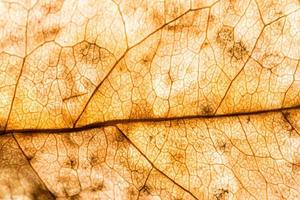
[0,0,300,199]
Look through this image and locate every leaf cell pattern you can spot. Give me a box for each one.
[0,0,300,199]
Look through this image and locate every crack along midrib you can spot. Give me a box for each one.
[1,104,299,135]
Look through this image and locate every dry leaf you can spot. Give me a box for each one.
[1,0,300,199]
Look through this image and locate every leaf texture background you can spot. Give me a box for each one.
[0,0,300,199]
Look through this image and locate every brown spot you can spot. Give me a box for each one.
[74,41,114,65]
[216,25,234,45]
[166,11,202,35]
[260,52,284,69]
[89,155,99,166]
[27,154,34,162]
[149,135,153,141]
[167,24,187,32]
[43,24,60,41]
[41,0,64,15]
[126,186,138,199]
[70,194,80,200]
[62,135,78,147]
[33,25,61,44]
[140,185,151,195]
[292,162,300,175]
[150,9,165,28]
[92,182,104,192]
[282,111,291,123]
[118,60,128,73]
[215,137,232,154]
[228,41,248,60]
[201,40,210,49]
[218,142,227,153]
[202,105,214,115]
[214,188,229,200]
[281,112,298,136]
[23,146,36,161]
[209,14,216,23]
[246,116,251,123]
[74,41,99,64]
[116,130,126,142]
[64,157,77,169]
[31,185,55,200]
[170,150,185,163]
[89,153,105,166]
[70,158,77,169]
[140,54,153,65]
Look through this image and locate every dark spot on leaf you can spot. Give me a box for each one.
[214,188,229,200]
[282,111,290,122]
[31,185,55,200]
[149,135,153,141]
[169,149,185,164]
[246,116,251,123]
[70,159,77,169]
[202,105,214,115]
[74,41,113,65]
[218,142,227,153]
[92,182,104,192]
[64,157,77,169]
[281,111,296,134]
[139,185,151,195]
[27,154,34,162]
[70,194,80,200]
[41,0,64,15]
[89,154,103,167]
[165,11,202,35]
[292,162,300,175]
[217,25,234,45]
[126,186,138,199]
[62,135,78,147]
[116,130,126,142]
[167,24,187,32]
[228,42,248,60]
[43,25,60,41]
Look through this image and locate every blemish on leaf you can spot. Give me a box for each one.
[281,111,296,135]
[89,153,105,167]
[169,150,186,163]
[139,185,151,195]
[31,185,54,200]
[92,182,104,192]
[126,186,138,199]
[74,41,112,65]
[149,135,153,141]
[292,162,300,175]
[34,25,61,44]
[201,105,214,115]
[166,11,202,36]
[218,142,227,153]
[214,188,229,200]
[228,41,248,60]
[282,111,291,123]
[115,130,126,142]
[62,135,78,147]
[261,52,284,69]
[41,0,64,15]
[43,24,60,41]
[246,116,251,123]
[64,157,77,169]
[216,25,234,45]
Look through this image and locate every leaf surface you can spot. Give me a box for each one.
[1,0,300,199]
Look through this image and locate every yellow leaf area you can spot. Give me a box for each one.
[0,0,300,199]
